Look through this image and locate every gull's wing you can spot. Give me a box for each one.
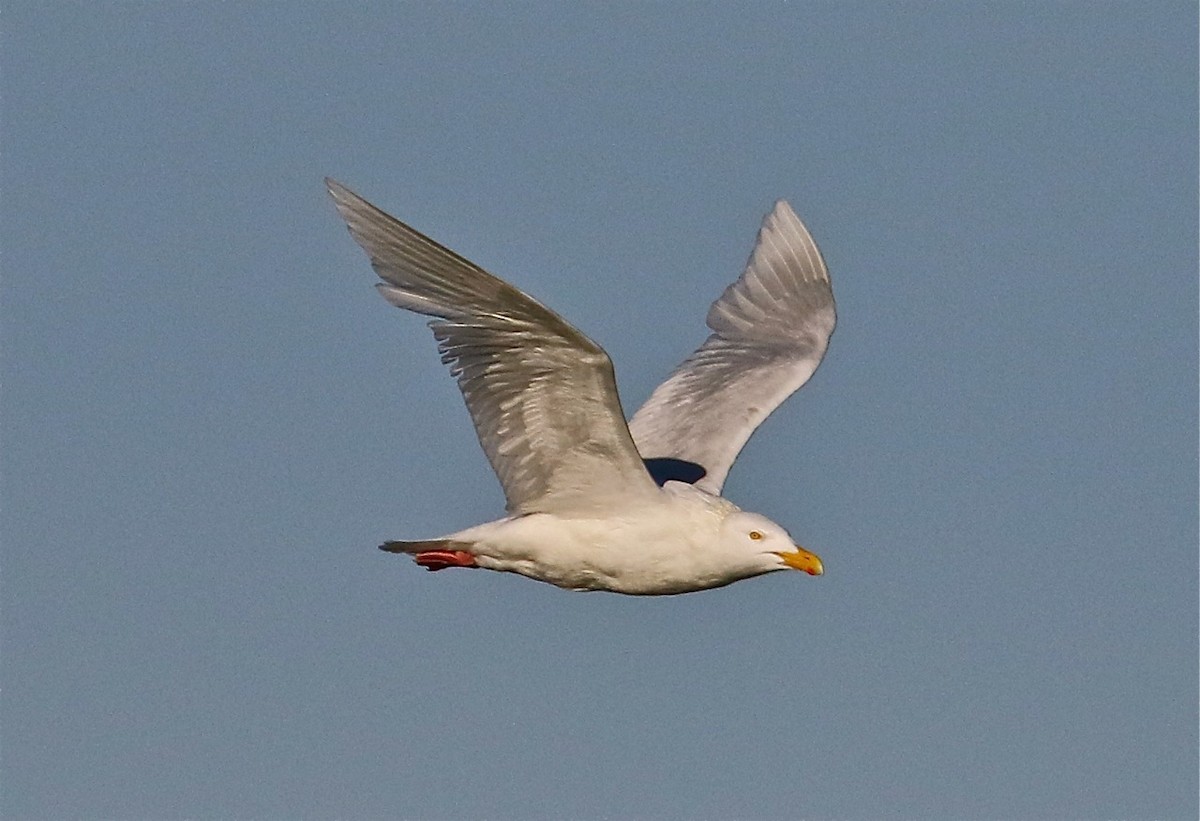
[326,179,658,515]
[627,201,835,495]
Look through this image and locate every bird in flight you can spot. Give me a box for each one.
[327,179,836,595]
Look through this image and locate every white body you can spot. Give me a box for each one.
[453,483,777,595]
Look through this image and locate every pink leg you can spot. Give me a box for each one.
[413,550,478,571]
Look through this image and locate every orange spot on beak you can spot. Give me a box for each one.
[777,547,824,576]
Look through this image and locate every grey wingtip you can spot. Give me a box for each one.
[324,177,357,208]
[767,198,802,227]
[324,179,380,242]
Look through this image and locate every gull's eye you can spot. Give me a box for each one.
[749,530,764,541]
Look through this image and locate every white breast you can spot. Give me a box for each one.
[452,487,751,594]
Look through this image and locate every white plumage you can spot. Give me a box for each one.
[327,179,835,595]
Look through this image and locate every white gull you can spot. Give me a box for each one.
[327,179,836,595]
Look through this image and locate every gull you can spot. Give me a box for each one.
[326,179,836,595]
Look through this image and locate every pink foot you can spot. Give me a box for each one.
[413,550,478,571]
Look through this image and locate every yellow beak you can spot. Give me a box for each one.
[776,547,824,576]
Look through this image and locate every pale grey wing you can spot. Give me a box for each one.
[627,200,835,495]
[326,179,658,515]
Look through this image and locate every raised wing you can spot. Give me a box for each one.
[327,179,658,515]
[627,200,835,495]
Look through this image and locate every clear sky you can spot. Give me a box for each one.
[2,3,1196,819]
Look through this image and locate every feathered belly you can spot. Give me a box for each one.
[465,511,755,595]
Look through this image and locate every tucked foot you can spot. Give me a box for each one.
[413,550,478,571]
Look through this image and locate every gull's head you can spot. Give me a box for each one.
[721,510,824,577]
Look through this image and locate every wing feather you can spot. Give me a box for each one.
[327,179,658,514]
[627,200,835,494]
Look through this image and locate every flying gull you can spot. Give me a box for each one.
[327,179,836,595]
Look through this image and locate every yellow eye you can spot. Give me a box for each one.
[749,530,764,541]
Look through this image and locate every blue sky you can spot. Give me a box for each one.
[3,3,1196,819]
